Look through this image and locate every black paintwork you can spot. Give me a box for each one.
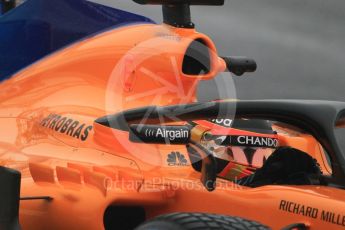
[0,166,21,230]
[222,56,257,76]
[129,124,191,144]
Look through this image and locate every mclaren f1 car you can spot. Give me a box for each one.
[0,0,345,230]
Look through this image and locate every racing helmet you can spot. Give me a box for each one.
[191,118,279,181]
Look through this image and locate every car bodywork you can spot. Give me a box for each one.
[0,0,345,230]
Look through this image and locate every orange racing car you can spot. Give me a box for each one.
[0,0,345,230]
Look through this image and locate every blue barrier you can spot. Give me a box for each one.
[0,0,154,81]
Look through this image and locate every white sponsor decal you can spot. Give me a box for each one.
[237,136,278,147]
[148,128,189,141]
[211,119,233,127]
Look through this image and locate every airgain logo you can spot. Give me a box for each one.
[167,151,188,166]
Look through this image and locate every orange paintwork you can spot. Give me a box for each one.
[0,21,344,230]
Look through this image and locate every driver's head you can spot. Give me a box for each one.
[193,118,279,180]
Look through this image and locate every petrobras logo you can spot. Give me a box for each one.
[210,118,233,127]
[235,135,278,148]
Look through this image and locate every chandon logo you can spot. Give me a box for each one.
[219,135,279,148]
[236,136,278,148]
